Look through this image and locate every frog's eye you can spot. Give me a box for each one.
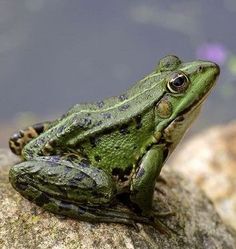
[167,72,189,93]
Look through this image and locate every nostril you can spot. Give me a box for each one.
[197,66,203,73]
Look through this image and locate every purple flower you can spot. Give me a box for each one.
[196,43,227,64]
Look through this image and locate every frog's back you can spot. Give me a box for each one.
[64,72,165,140]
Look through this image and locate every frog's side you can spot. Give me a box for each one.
[9,55,220,227]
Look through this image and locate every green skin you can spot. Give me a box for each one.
[9,55,220,227]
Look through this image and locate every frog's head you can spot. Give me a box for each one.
[154,55,220,150]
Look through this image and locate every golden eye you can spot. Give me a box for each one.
[167,72,189,93]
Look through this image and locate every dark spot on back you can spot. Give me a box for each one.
[118,94,128,101]
[101,127,113,135]
[120,124,130,135]
[80,118,92,127]
[96,101,105,108]
[102,113,112,119]
[72,117,92,128]
[135,115,142,129]
[89,136,99,147]
[94,155,101,162]
[118,104,130,112]
[95,120,103,127]
[57,125,65,134]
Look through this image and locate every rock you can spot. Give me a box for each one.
[170,121,236,232]
[0,149,235,249]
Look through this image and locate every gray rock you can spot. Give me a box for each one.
[170,121,236,231]
[0,149,235,249]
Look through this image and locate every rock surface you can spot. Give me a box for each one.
[0,149,235,249]
[170,121,236,231]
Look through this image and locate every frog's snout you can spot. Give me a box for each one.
[196,61,220,89]
[211,62,220,78]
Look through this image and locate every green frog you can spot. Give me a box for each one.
[9,55,219,227]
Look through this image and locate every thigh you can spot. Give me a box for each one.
[9,156,116,205]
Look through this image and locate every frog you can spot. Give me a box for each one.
[8,55,220,227]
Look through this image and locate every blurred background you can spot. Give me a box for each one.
[0,0,236,147]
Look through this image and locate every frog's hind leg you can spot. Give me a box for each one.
[9,121,51,156]
[9,156,152,226]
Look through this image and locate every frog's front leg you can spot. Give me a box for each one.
[130,144,166,216]
[9,156,152,226]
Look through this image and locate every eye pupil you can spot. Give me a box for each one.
[173,76,185,86]
[167,72,189,93]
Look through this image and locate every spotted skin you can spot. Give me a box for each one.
[9,122,51,156]
[8,55,219,228]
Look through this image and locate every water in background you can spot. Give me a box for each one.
[0,1,236,146]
